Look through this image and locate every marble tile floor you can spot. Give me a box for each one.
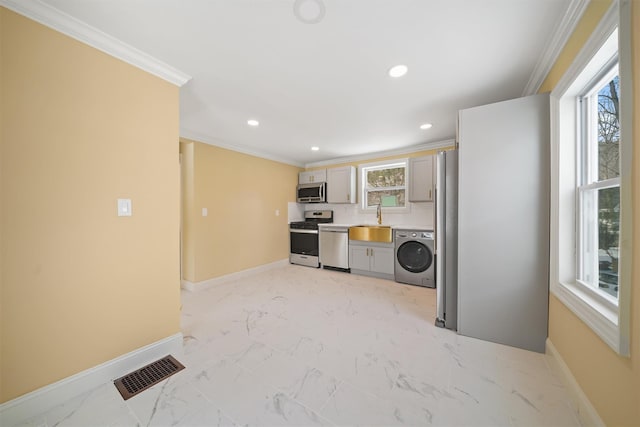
[16,265,581,426]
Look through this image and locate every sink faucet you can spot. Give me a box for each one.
[376,204,382,225]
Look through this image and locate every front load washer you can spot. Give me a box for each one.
[394,229,435,288]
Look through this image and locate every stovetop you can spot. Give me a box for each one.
[289,210,333,230]
[289,221,323,230]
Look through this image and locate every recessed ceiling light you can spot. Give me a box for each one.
[293,0,326,24]
[420,123,433,130]
[247,119,259,126]
[311,146,320,151]
[388,64,408,78]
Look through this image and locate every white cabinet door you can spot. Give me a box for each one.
[327,166,356,203]
[299,169,327,184]
[349,241,394,275]
[299,171,312,184]
[349,244,370,271]
[409,156,434,202]
[370,246,395,275]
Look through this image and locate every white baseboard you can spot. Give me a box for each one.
[181,259,289,292]
[0,333,183,426]
[545,338,606,427]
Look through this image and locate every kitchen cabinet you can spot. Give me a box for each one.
[408,155,434,202]
[299,169,326,184]
[349,240,394,280]
[327,166,356,203]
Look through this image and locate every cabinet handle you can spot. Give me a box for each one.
[371,248,374,256]
[366,248,369,256]
[429,189,432,199]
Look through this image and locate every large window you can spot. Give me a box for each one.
[577,68,620,299]
[550,0,632,356]
[360,160,408,210]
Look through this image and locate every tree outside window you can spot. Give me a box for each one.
[596,75,620,297]
[361,162,407,209]
[579,72,620,298]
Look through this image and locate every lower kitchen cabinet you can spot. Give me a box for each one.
[349,240,395,280]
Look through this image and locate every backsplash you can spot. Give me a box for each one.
[289,202,434,229]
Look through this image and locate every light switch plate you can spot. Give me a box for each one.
[202,208,208,217]
[118,199,132,217]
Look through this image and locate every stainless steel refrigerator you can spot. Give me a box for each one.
[435,93,550,353]
[435,149,458,331]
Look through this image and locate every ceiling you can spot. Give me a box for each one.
[37,0,573,166]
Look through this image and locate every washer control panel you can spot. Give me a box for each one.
[395,230,434,239]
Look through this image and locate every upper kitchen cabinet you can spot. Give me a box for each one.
[299,169,327,184]
[327,166,356,204]
[408,155,434,202]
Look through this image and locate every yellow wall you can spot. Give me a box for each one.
[180,139,301,283]
[0,8,181,402]
[180,142,195,280]
[543,1,639,425]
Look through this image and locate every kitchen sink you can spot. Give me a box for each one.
[348,225,393,243]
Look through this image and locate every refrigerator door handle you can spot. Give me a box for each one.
[435,152,445,328]
[433,188,438,251]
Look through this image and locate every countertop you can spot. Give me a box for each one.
[318,223,354,229]
[318,223,433,231]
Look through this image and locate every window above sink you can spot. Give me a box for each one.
[359,159,409,213]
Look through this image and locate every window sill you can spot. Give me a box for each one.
[550,281,621,353]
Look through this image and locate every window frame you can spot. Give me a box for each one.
[549,0,631,356]
[358,159,410,213]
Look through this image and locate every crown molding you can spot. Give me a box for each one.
[0,0,191,87]
[304,139,456,168]
[522,0,590,95]
[180,129,454,169]
[180,129,305,168]
[550,0,618,98]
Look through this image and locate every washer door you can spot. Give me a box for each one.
[397,241,433,273]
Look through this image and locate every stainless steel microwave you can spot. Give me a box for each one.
[296,182,326,203]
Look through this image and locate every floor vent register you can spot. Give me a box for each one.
[114,355,185,400]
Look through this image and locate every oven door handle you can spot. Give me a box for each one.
[289,229,319,234]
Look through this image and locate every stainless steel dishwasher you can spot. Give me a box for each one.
[319,225,350,271]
